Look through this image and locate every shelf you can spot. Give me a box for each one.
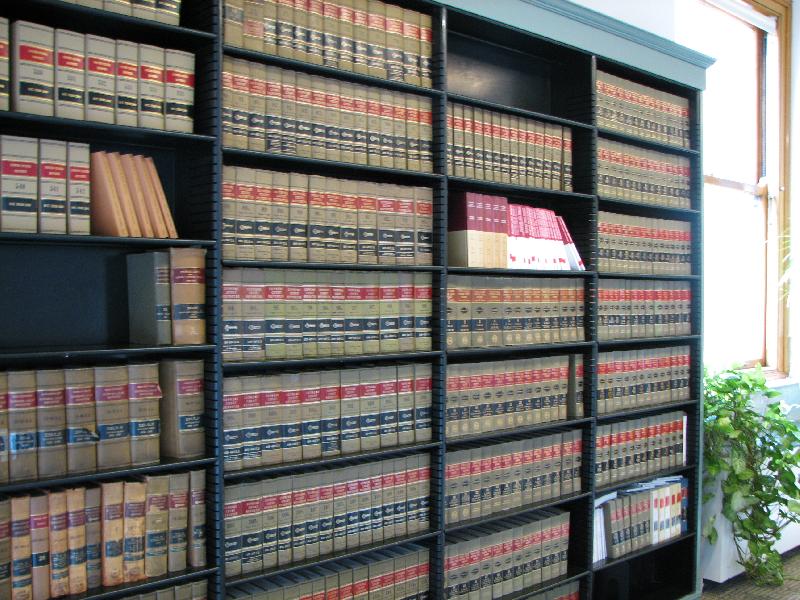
[597,127,699,157]
[224,441,440,481]
[58,567,216,600]
[598,196,699,218]
[597,400,699,422]
[492,568,590,600]
[448,341,594,360]
[224,45,443,97]
[0,344,215,365]
[223,260,443,272]
[225,530,439,587]
[448,267,595,278]
[0,233,215,248]
[597,335,700,349]
[223,148,443,182]
[596,464,695,495]
[592,532,696,572]
[0,457,216,494]
[223,350,442,373]
[598,272,699,281]
[447,92,595,130]
[0,112,215,147]
[445,491,591,534]
[446,417,593,447]
[448,176,595,202]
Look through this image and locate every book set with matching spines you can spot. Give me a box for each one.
[222,166,433,265]
[595,411,687,489]
[6,19,194,132]
[127,248,207,346]
[57,0,183,26]
[223,363,432,471]
[448,191,584,270]
[221,58,434,172]
[597,139,691,209]
[447,276,585,349]
[117,580,207,600]
[0,360,204,484]
[444,510,571,600]
[593,475,689,564]
[223,0,433,88]
[529,582,580,600]
[223,454,430,576]
[226,543,430,600]
[222,268,432,362]
[446,356,584,439]
[597,346,691,415]
[445,431,582,524]
[0,135,90,235]
[599,211,692,275]
[0,470,204,599]
[596,70,691,149]
[447,102,573,192]
[597,279,692,341]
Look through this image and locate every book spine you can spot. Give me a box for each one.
[164,49,195,133]
[168,472,189,572]
[160,360,205,459]
[128,363,162,466]
[0,19,8,112]
[55,29,85,120]
[144,475,169,578]
[29,494,50,600]
[66,142,91,235]
[101,482,124,587]
[85,35,115,124]
[84,488,101,590]
[188,470,206,567]
[65,488,87,595]
[115,40,139,127]
[94,365,131,469]
[11,496,32,600]
[35,369,67,478]
[138,44,166,130]
[155,0,181,25]
[12,21,55,117]
[1,135,39,234]
[169,247,207,345]
[123,482,146,582]
[0,499,9,599]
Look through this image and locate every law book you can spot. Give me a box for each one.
[0,499,8,599]
[121,481,147,583]
[164,49,194,133]
[142,475,169,578]
[29,493,49,600]
[127,363,161,466]
[107,151,142,236]
[413,363,432,442]
[35,369,67,478]
[90,151,129,236]
[169,247,207,345]
[52,29,86,121]
[83,34,115,124]
[138,44,165,130]
[188,469,206,567]
[65,142,91,235]
[339,369,360,455]
[84,486,102,590]
[224,0,245,47]
[413,272,432,351]
[8,370,38,481]
[64,488,87,595]
[11,495,32,600]
[94,365,131,469]
[168,472,189,572]
[159,360,205,459]
[114,40,139,127]
[101,482,125,587]
[0,18,8,112]
[155,0,181,25]
[1,135,39,233]
[128,251,173,345]
[12,21,55,117]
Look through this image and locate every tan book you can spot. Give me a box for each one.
[143,156,178,238]
[0,500,9,598]
[85,34,115,124]
[65,488,87,595]
[94,365,131,469]
[164,49,195,133]
[105,0,132,14]
[131,154,169,239]
[155,0,181,25]
[55,29,85,121]
[159,360,205,459]
[188,470,206,567]
[169,247,207,345]
[8,370,37,481]
[242,1,264,51]
[132,0,158,21]
[47,491,69,598]
[0,135,39,233]
[120,153,155,237]
[128,363,161,466]
[12,21,55,116]
[288,172,309,262]
[144,475,169,577]
[138,44,166,130]
[35,369,67,478]
[115,40,139,127]
[107,152,143,237]
[90,151,129,237]
[67,142,91,235]
[84,487,102,590]
[122,481,146,582]
[101,482,124,587]
[168,472,189,572]
[248,64,268,154]
[11,495,32,600]
[30,493,49,600]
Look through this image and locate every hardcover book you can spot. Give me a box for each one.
[47,491,68,597]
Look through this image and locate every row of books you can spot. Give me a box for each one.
[448,191,584,270]
[224,0,433,88]
[0,470,205,598]
[595,412,687,489]
[445,356,584,439]
[0,136,90,235]
[598,347,692,415]
[444,431,583,525]
[593,476,689,564]
[92,151,178,238]
[531,582,579,600]
[5,20,194,132]
[127,249,206,346]
[121,580,206,600]
[444,510,571,600]
[598,211,692,275]
[447,102,573,191]
[222,166,434,265]
[222,269,433,362]
[222,59,434,172]
[596,70,691,149]
[61,0,182,26]
[223,455,430,576]
[446,276,585,349]
[597,280,692,341]
[597,140,691,209]
[1,360,204,483]
[226,543,430,600]
[222,364,432,471]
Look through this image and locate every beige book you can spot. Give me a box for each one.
[164,49,195,133]
[67,142,91,235]
[119,153,155,237]
[131,154,169,239]
[144,475,169,577]
[84,486,102,590]
[90,151,129,237]
[8,370,38,481]
[159,360,205,459]
[54,29,85,121]
[12,21,54,116]
[29,494,49,600]
[138,44,166,130]
[115,40,139,127]
[0,374,6,484]
[123,481,147,582]
[65,488,87,595]
[11,495,32,600]
[84,34,115,123]
[0,135,39,233]
[94,365,131,469]
[106,151,143,236]
[169,247,207,345]
[0,18,8,112]
[35,369,67,478]
[168,472,189,572]
[0,501,9,597]
[101,482,124,587]
[128,363,161,465]
[188,470,206,567]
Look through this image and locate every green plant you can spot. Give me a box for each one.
[703,366,800,586]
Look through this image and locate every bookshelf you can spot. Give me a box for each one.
[0,1,708,599]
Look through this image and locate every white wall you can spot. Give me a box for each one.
[568,0,679,41]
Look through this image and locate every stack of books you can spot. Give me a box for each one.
[222,166,433,265]
[59,0,183,25]
[598,347,691,415]
[222,58,434,171]
[596,70,691,148]
[118,580,206,600]
[598,279,692,340]
[599,211,692,275]
[0,470,205,598]
[444,510,571,599]
[593,476,689,564]
[223,455,430,576]
[5,20,194,131]
[222,363,432,471]
[224,0,433,88]
[445,355,584,438]
[595,411,687,488]
[226,543,430,599]
[222,268,432,361]
[597,140,691,209]
[447,102,573,191]
[445,431,582,524]
[447,276,585,348]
